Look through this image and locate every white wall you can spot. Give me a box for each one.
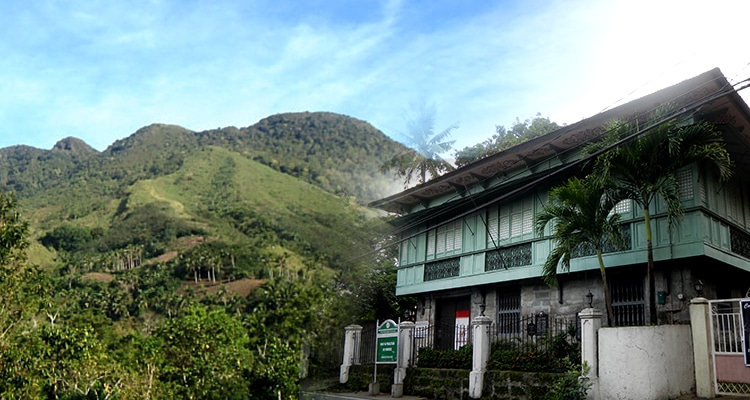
[597,325,694,400]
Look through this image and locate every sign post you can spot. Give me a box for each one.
[741,299,750,366]
[372,319,399,393]
[376,319,399,363]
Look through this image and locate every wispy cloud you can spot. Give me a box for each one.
[0,0,748,152]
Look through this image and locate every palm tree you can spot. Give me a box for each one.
[380,103,457,187]
[535,176,626,326]
[590,110,732,324]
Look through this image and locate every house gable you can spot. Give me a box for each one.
[372,68,750,326]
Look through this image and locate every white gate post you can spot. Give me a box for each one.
[340,324,362,384]
[469,315,492,399]
[689,297,715,399]
[579,307,602,400]
[392,320,415,397]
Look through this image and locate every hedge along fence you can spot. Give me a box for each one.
[415,321,581,373]
[403,368,564,400]
[334,316,585,400]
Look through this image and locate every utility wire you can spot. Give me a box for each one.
[347,74,750,264]
[386,72,745,241]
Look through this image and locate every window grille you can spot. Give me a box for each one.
[612,199,631,215]
[485,243,532,271]
[610,276,645,326]
[676,168,693,200]
[497,288,521,334]
[730,227,750,259]
[423,257,460,281]
[571,224,632,258]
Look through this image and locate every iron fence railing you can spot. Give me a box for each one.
[308,328,345,379]
[413,321,472,352]
[339,314,580,369]
[489,314,579,354]
[410,314,579,362]
[709,300,743,354]
[358,324,377,365]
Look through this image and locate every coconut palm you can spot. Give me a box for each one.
[380,103,457,187]
[590,110,732,324]
[535,176,626,326]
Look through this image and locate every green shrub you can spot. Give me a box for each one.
[486,336,580,373]
[416,344,472,369]
[544,361,592,400]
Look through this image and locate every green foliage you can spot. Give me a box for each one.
[191,112,405,203]
[0,191,28,264]
[0,323,136,399]
[349,258,417,322]
[101,203,203,257]
[415,344,473,369]
[484,331,580,373]
[588,109,732,324]
[544,361,592,400]
[246,272,332,345]
[154,304,254,399]
[455,113,561,167]
[245,336,301,400]
[380,103,457,187]
[534,176,625,324]
[0,191,47,351]
[40,224,98,252]
[0,112,409,398]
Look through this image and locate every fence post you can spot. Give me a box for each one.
[689,297,715,399]
[392,320,415,398]
[579,307,601,400]
[340,324,362,384]
[469,315,492,399]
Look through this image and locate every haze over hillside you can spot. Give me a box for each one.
[0,111,408,283]
[0,111,406,205]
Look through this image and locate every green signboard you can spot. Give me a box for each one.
[378,320,398,334]
[376,319,399,364]
[376,337,398,363]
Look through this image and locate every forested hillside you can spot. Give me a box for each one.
[0,112,410,399]
[0,112,405,205]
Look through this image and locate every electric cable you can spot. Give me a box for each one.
[346,73,750,265]
[385,72,745,240]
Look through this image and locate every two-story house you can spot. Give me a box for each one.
[369,68,750,345]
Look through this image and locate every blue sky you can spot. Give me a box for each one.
[1,0,749,152]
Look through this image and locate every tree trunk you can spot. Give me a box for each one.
[597,248,615,326]
[644,207,657,325]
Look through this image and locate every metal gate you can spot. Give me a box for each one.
[709,298,750,396]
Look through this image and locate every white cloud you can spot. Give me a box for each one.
[0,0,749,154]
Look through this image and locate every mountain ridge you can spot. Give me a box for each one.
[0,112,405,204]
[0,111,402,278]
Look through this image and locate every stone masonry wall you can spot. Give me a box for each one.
[403,368,558,400]
[340,364,396,394]
[403,368,470,399]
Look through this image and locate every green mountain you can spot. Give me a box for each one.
[1,112,403,204]
[0,112,402,272]
[0,112,410,398]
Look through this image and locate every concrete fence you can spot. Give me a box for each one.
[339,305,712,399]
[580,307,695,400]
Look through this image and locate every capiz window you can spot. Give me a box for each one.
[487,196,533,244]
[427,219,463,256]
